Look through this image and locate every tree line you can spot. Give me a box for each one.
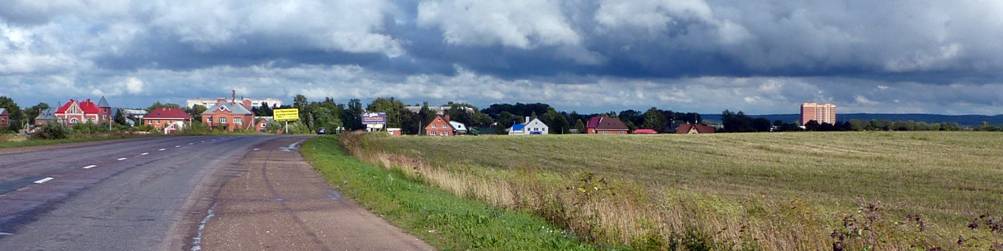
[719,110,989,132]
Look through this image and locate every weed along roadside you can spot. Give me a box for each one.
[300,136,600,250]
[336,132,1003,250]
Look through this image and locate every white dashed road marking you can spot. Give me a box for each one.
[34,177,54,184]
[117,158,128,161]
[175,145,181,148]
[0,232,12,236]
[141,152,149,156]
[159,148,166,151]
[253,148,260,151]
[83,165,97,169]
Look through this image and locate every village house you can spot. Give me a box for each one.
[202,96,255,132]
[54,98,110,125]
[424,115,454,136]
[586,116,629,134]
[509,117,549,135]
[676,123,716,134]
[34,108,57,127]
[144,108,191,134]
[0,108,9,129]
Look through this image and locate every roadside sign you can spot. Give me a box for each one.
[274,108,300,121]
[362,112,387,125]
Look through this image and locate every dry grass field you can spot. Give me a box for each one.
[340,132,1003,250]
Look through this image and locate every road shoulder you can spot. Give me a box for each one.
[189,136,432,250]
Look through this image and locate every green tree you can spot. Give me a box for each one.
[188,104,207,122]
[541,108,568,134]
[367,97,406,128]
[641,107,667,132]
[574,119,585,133]
[254,102,273,116]
[147,101,181,111]
[23,102,50,126]
[114,109,128,125]
[342,99,365,130]
[293,95,308,110]
[0,96,24,131]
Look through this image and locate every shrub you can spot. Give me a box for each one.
[32,123,69,139]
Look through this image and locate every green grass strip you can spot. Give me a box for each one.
[301,136,598,251]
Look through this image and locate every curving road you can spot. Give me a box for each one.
[0,136,431,251]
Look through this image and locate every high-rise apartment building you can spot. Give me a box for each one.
[800,102,837,126]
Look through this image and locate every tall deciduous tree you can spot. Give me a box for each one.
[0,96,24,131]
[641,107,668,132]
[24,102,50,126]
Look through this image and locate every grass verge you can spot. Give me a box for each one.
[301,136,602,250]
[0,133,147,149]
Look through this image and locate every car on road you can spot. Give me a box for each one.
[317,128,327,135]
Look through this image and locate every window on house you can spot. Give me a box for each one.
[220,117,227,124]
[235,118,242,124]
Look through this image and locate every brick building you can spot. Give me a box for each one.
[145,108,191,134]
[800,102,837,126]
[586,116,629,134]
[0,108,8,129]
[54,99,108,125]
[202,100,255,132]
[424,115,454,136]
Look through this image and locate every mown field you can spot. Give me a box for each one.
[342,132,1003,250]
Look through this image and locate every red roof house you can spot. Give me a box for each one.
[145,108,191,134]
[54,99,108,125]
[586,116,629,134]
[632,129,658,134]
[676,123,716,134]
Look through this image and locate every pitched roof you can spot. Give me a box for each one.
[97,96,110,107]
[676,124,716,134]
[146,108,191,119]
[588,116,628,130]
[55,99,103,114]
[633,129,657,134]
[203,102,253,115]
[449,121,467,131]
[35,108,56,120]
[78,99,103,114]
[510,123,526,131]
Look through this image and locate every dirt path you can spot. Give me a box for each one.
[193,136,433,251]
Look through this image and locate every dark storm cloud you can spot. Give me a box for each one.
[1,0,1002,114]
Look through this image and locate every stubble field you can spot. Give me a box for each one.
[341,132,1003,250]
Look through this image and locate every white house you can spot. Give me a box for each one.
[509,117,549,135]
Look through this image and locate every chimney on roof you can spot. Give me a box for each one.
[231,90,236,103]
[444,114,450,122]
[525,116,530,123]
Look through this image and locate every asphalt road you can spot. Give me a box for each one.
[0,136,432,251]
[0,136,271,250]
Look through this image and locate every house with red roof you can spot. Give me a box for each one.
[54,99,109,125]
[586,116,629,135]
[632,129,658,134]
[676,123,716,134]
[145,108,191,134]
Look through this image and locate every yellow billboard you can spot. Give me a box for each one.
[273,108,300,121]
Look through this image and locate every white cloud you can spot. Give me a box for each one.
[125,77,144,94]
[417,0,581,49]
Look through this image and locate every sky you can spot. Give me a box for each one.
[1,0,1002,115]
